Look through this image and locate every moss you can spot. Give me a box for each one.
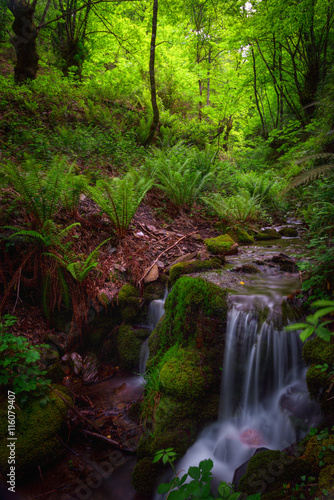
[46,361,65,383]
[302,337,334,366]
[159,347,213,400]
[318,464,334,494]
[131,456,163,498]
[304,434,334,472]
[117,325,150,371]
[278,227,298,237]
[238,450,309,496]
[154,395,198,432]
[254,229,281,241]
[142,281,166,302]
[228,227,255,244]
[0,387,71,480]
[204,234,237,255]
[150,428,194,458]
[118,284,141,323]
[154,276,227,351]
[169,257,224,286]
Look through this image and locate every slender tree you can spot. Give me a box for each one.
[144,0,159,146]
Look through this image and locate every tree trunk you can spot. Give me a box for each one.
[143,0,159,147]
[7,0,39,83]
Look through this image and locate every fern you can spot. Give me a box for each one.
[239,171,276,201]
[285,153,334,191]
[61,166,87,215]
[3,156,69,228]
[86,172,153,237]
[202,190,262,224]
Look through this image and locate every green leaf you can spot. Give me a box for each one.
[188,466,201,480]
[300,326,315,342]
[200,459,214,475]
[157,482,172,494]
[284,323,307,331]
[313,307,334,321]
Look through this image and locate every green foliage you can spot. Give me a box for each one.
[146,143,214,209]
[0,315,51,398]
[202,190,263,225]
[3,156,69,228]
[86,171,153,237]
[155,453,260,500]
[238,171,276,202]
[285,300,334,342]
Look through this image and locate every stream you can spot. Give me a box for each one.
[18,224,321,500]
[156,224,321,496]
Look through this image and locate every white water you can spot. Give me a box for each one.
[138,287,168,375]
[174,295,320,490]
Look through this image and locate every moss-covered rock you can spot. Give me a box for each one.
[169,257,224,286]
[302,337,334,366]
[117,324,150,371]
[118,284,141,323]
[131,456,163,498]
[149,276,228,353]
[204,234,238,255]
[318,464,334,495]
[228,227,255,244]
[160,348,213,400]
[0,386,72,481]
[254,229,281,240]
[142,281,166,302]
[278,227,298,237]
[237,449,311,497]
[303,338,334,418]
[304,434,334,472]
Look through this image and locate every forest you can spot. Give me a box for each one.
[0,0,334,498]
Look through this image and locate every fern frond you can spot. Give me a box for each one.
[286,163,334,191]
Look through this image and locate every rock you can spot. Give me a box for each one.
[227,227,254,244]
[168,257,224,286]
[118,284,141,323]
[117,325,150,371]
[165,252,198,271]
[271,253,297,272]
[278,226,298,237]
[39,344,60,367]
[82,352,99,384]
[144,264,159,283]
[232,264,260,274]
[0,387,72,480]
[254,228,281,241]
[232,447,269,489]
[204,234,238,255]
[70,352,83,375]
[197,249,210,260]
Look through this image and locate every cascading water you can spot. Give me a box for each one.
[139,287,168,375]
[174,295,320,489]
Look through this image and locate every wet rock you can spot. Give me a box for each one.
[232,447,268,489]
[39,344,60,367]
[254,228,281,241]
[82,352,99,384]
[279,226,298,237]
[232,264,260,274]
[271,253,297,272]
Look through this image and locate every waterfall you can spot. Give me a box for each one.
[175,296,320,489]
[139,287,168,375]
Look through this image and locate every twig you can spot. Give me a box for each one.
[138,231,197,286]
[82,429,136,453]
[137,222,157,239]
[56,434,80,456]
[51,387,101,433]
